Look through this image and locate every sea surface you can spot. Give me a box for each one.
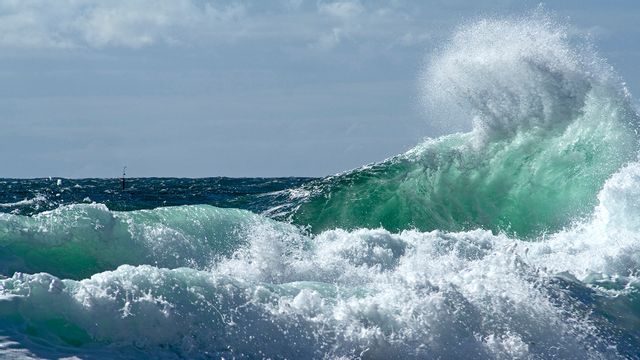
[3,12,640,359]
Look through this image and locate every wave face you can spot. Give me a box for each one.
[291,13,639,236]
[2,12,640,360]
[0,204,295,279]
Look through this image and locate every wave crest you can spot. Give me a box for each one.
[290,12,639,237]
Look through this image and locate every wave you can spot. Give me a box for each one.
[290,12,639,237]
[3,168,640,358]
[2,161,640,358]
[0,195,48,209]
[0,204,297,279]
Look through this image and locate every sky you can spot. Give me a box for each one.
[1,0,639,178]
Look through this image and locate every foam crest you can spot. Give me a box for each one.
[524,162,640,280]
[0,203,292,279]
[594,162,640,233]
[291,13,639,236]
[1,222,633,358]
[421,11,623,140]
[0,195,48,209]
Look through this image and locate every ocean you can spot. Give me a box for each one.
[2,13,640,359]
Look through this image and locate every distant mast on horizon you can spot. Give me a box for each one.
[121,166,127,190]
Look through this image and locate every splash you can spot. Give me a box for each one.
[291,13,639,236]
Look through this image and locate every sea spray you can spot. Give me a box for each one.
[0,218,632,358]
[291,12,639,236]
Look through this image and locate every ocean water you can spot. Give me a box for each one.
[2,12,640,359]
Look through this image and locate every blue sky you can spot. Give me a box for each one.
[1,0,639,178]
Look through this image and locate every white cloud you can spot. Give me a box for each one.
[318,1,364,19]
[0,0,433,52]
[0,1,77,48]
[312,1,366,49]
[0,0,246,48]
[313,27,344,50]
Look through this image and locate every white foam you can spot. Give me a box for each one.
[420,10,631,142]
[0,194,47,208]
[526,161,640,280]
[0,219,623,359]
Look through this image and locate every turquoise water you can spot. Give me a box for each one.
[2,13,640,359]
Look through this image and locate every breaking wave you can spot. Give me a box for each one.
[2,11,640,360]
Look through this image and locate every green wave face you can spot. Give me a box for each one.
[292,15,640,237]
[0,204,295,279]
[293,95,639,236]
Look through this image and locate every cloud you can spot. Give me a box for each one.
[318,1,364,19]
[0,0,246,48]
[314,27,345,50]
[0,0,436,53]
[312,1,366,50]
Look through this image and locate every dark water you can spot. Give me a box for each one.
[0,177,313,216]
